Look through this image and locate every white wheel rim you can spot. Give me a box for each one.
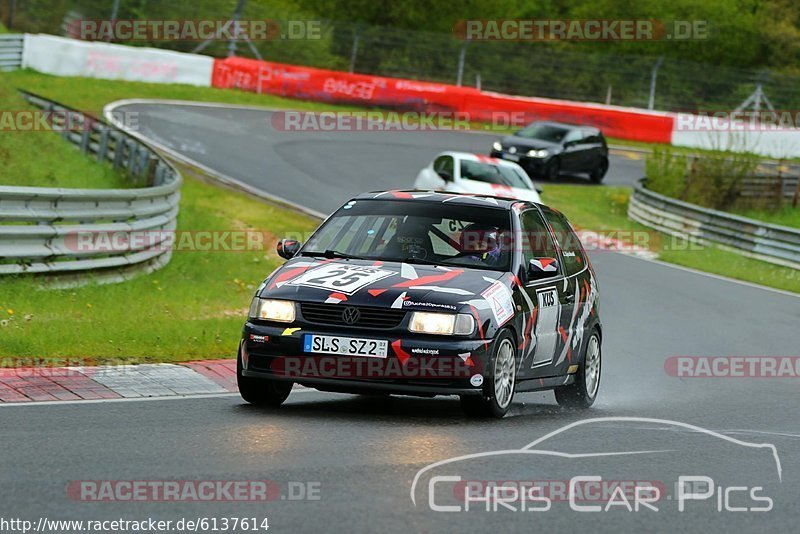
[584,335,601,398]
[493,339,516,409]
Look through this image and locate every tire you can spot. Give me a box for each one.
[237,350,293,407]
[589,158,609,183]
[555,329,601,408]
[543,158,560,181]
[460,329,517,418]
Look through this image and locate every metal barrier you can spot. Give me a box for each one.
[0,92,182,283]
[628,179,800,269]
[0,34,23,71]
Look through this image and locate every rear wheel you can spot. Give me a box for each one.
[589,158,609,183]
[237,350,293,407]
[460,330,517,418]
[555,330,601,408]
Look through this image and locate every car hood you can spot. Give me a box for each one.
[258,257,509,313]
[502,136,561,151]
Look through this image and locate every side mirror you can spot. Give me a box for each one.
[436,170,452,182]
[277,239,301,260]
[528,257,558,280]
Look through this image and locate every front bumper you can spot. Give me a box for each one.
[240,321,491,397]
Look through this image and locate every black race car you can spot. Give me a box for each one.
[239,191,602,418]
[490,121,609,183]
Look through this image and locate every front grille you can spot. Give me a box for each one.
[300,302,406,329]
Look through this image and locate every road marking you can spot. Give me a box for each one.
[0,387,316,408]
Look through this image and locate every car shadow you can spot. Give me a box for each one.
[232,390,593,426]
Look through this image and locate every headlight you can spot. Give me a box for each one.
[249,298,295,323]
[409,312,475,335]
[492,141,503,151]
[527,149,549,158]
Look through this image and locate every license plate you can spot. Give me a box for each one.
[303,334,388,358]
[503,153,520,162]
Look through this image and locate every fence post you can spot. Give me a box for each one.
[348,27,360,74]
[648,56,664,110]
[456,40,470,87]
[97,128,110,162]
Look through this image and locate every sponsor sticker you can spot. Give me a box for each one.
[287,263,394,295]
[481,281,515,326]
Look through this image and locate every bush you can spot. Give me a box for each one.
[646,147,767,211]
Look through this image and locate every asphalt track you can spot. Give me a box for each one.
[2,102,799,533]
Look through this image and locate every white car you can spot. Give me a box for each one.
[413,151,543,204]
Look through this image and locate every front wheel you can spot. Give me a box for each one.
[555,330,601,408]
[460,330,517,418]
[589,158,609,183]
[237,351,293,407]
[543,158,561,181]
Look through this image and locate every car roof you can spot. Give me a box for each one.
[523,120,601,134]
[353,190,541,210]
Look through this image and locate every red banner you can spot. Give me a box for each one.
[212,56,674,143]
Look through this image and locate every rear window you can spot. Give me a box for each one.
[460,160,531,189]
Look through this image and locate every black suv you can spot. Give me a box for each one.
[490,121,609,183]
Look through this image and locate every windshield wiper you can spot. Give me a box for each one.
[301,249,361,260]
[397,256,441,265]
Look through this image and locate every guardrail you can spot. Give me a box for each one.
[0,92,182,283]
[628,179,800,269]
[0,34,23,71]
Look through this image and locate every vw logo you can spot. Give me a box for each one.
[509,146,517,154]
[342,307,361,325]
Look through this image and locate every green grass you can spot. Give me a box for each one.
[0,176,317,362]
[543,184,800,294]
[0,73,128,188]
[1,71,797,363]
[732,204,800,228]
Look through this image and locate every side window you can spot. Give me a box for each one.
[520,209,558,268]
[543,209,586,276]
[433,156,454,180]
[563,130,583,145]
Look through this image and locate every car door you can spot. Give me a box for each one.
[580,133,603,170]
[518,208,566,378]
[541,207,590,364]
[559,129,584,172]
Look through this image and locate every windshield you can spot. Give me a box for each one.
[301,199,513,271]
[460,160,532,189]
[515,123,569,143]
